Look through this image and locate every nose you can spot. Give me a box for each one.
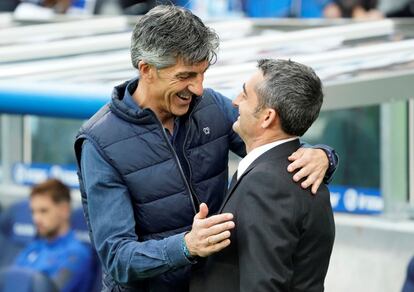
[232,94,241,108]
[188,75,204,96]
[32,213,41,226]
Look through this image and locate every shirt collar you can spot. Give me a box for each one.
[237,137,298,180]
[41,229,75,247]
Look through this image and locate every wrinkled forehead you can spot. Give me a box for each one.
[177,56,212,68]
[166,58,210,73]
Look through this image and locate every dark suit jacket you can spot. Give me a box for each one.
[190,139,335,292]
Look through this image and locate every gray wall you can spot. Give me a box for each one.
[325,214,414,292]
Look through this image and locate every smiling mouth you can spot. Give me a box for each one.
[177,91,192,101]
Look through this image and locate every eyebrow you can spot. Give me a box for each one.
[175,71,195,77]
[242,83,247,96]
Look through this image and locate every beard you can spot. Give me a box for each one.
[37,226,60,240]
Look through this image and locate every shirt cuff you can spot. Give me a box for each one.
[164,233,195,268]
[313,144,339,184]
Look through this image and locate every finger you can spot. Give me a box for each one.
[311,177,323,195]
[292,166,311,182]
[195,203,209,220]
[287,155,311,172]
[210,239,230,252]
[300,172,319,189]
[207,230,232,245]
[288,151,298,162]
[208,239,231,254]
[288,159,303,173]
[288,147,306,162]
[204,221,235,237]
[289,146,306,159]
[200,213,234,228]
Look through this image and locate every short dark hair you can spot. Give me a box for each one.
[30,179,71,204]
[130,5,219,69]
[255,59,323,136]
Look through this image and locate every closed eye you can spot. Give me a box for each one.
[175,72,197,80]
[242,83,248,99]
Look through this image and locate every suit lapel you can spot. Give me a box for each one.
[218,162,258,213]
[219,139,301,213]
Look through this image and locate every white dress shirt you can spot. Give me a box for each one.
[237,137,299,180]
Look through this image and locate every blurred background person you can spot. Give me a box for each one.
[15,0,72,13]
[117,0,165,15]
[13,179,94,292]
[324,0,383,19]
[242,0,334,18]
[41,0,72,13]
[12,0,99,15]
[117,0,153,15]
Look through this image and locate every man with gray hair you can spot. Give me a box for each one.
[74,5,338,292]
[191,59,335,292]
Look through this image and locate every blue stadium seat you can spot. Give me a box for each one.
[70,207,90,243]
[0,200,35,268]
[403,257,414,292]
[71,207,102,292]
[0,267,58,292]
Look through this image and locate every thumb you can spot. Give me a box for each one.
[195,203,209,219]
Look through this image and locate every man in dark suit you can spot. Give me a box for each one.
[190,59,335,292]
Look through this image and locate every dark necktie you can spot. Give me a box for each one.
[228,171,238,191]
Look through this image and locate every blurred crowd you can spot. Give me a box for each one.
[0,0,413,18]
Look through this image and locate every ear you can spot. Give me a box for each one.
[261,108,277,129]
[138,61,155,82]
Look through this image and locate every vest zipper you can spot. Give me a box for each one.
[150,110,198,215]
[182,109,201,212]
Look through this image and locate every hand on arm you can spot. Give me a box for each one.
[287,148,328,195]
[184,203,234,257]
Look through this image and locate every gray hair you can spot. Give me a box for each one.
[255,59,323,136]
[130,5,219,69]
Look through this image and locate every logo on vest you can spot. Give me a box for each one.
[203,127,210,135]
